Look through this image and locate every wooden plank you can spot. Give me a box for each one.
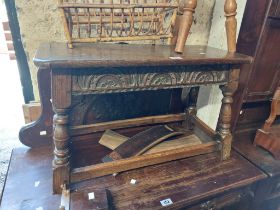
[72,151,265,210]
[102,125,183,162]
[233,131,280,177]
[33,43,253,69]
[99,129,202,154]
[22,102,42,123]
[70,113,186,136]
[99,130,128,150]
[71,189,112,210]
[71,141,219,183]
[0,147,61,210]
[0,147,266,209]
[191,115,217,137]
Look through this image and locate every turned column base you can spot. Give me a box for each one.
[53,162,70,194]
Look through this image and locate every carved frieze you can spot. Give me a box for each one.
[72,67,229,94]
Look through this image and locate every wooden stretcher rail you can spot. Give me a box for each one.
[59,3,179,9]
[71,17,161,24]
[71,35,172,43]
[190,115,217,137]
[71,141,219,183]
[70,113,186,136]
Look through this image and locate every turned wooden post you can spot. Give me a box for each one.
[52,70,72,194]
[53,109,70,194]
[175,0,197,53]
[184,87,199,129]
[187,87,199,115]
[225,0,237,53]
[217,69,239,160]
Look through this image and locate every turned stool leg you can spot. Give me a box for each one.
[175,0,197,53]
[53,109,70,194]
[51,72,72,194]
[184,87,199,130]
[187,87,199,115]
[217,69,239,160]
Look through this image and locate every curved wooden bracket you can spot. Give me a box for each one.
[19,68,54,148]
[254,87,280,160]
[263,87,280,131]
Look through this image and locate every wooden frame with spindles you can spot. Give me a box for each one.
[48,0,240,194]
[58,0,180,48]
[58,0,238,54]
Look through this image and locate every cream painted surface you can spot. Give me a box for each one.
[15,0,66,100]
[197,0,247,130]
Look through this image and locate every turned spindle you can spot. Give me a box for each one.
[53,109,70,194]
[224,0,237,52]
[217,69,240,160]
[175,0,197,53]
[186,87,199,129]
[52,72,72,194]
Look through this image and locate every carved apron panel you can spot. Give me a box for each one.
[72,65,229,94]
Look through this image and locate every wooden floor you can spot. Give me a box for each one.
[0,146,266,210]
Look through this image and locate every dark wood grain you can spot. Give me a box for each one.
[232,0,280,131]
[33,42,250,192]
[34,43,252,69]
[0,147,61,210]
[71,151,265,210]
[233,131,280,177]
[19,68,54,147]
[233,128,280,210]
[102,125,183,162]
[0,146,266,210]
[252,88,280,159]
[71,141,219,183]
[71,189,112,210]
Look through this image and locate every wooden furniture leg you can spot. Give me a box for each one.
[175,0,197,53]
[53,109,71,194]
[185,87,199,129]
[217,0,237,160]
[52,72,72,194]
[187,87,199,115]
[225,0,237,53]
[217,69,240,160]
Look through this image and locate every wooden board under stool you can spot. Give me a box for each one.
[0,146,266,210]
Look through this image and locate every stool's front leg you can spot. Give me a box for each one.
[184,87,199,130]
[53,108,70,194]
[52,72,72,194]
[218,69,239,160]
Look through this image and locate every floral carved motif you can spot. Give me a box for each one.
[72,68,229,94]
